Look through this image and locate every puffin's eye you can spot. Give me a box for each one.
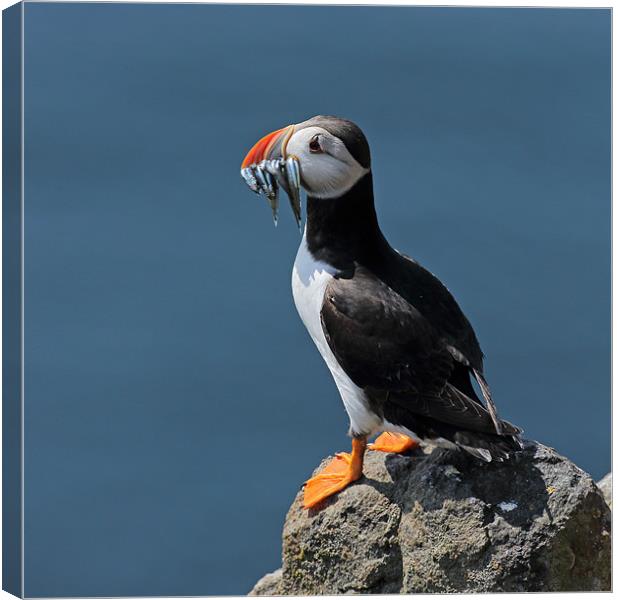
[309,135,322,153]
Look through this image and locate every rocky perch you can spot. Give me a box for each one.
[250,442,611,594]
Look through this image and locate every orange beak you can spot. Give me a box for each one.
[241,125,295,169]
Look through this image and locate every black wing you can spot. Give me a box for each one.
[368,249,507,434]
[372,250,484,371]
[320,265,519,441]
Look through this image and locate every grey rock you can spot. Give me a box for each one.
[249,569,283,596]
[598,473,612,510]
[253,442,611,594]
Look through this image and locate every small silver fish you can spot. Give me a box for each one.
[285,157,302,229]
[241,156,302,230]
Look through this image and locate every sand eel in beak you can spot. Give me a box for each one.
[241,125,301,227]
[240,115,523,509]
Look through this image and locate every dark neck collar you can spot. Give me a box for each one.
[305,172,390,269]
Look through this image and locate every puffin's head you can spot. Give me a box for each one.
[240,116,371,225]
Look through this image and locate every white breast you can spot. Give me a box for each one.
[291,234,382,436]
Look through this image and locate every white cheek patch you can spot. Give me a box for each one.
[286,126,369,200]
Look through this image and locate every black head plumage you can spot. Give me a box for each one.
[298,115,371,170]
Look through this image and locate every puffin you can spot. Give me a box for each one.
[240,115,522,509]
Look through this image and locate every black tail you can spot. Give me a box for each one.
[451,428,524,462]
[382,388,524,462]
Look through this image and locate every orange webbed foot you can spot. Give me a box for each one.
[368,432,419,454]
[303,438,366,509]
[303,453,358,508]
